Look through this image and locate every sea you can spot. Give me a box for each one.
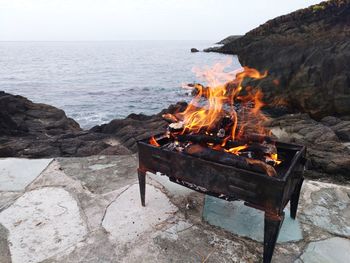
[0,41,239,128]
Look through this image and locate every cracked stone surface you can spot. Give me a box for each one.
[27,160,132,232]
[57,155,137,194]
[0,191,22,211]
[0,155,349,263]
[298,181,350,237]
[203,197,303,243]
[0,158,52,191]
[123,223,261,263]
[147,172,194,198]
[41,229,119,263]
[102,184,178,242]
[0,187,88,263]
[0,223,11,263]
[299,237,350,263]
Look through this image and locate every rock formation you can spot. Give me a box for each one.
[0,91,349,179]
[205,0,350,119]
[0,92,186,158]
[215,35,242,45]
[91,102,188,152]
[265,113,350,181]
[0,92,130,157]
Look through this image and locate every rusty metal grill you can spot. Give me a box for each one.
[137,137,306,263]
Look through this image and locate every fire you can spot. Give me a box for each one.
[180,59,269,145]
[149,59,283,174]
[149,136,160,147]
[224,144,248,155]
[270,153,282,165]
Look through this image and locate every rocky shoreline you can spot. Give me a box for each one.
[0,91,185,158]
[1,91,349,182]
[1,0,350,181]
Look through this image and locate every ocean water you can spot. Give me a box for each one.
[0,41,239,128]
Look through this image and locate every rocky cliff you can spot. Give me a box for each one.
[206,0,350,119]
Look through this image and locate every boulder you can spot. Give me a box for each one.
[206,0,350,119]
[321,116,350,141]
[190,48,199,53]
[0,92,130,158]
[0,91,81,136]
[266,113,350,180]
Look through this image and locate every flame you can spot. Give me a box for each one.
[179,59,269,144]
[149,60,282,168]
[224,144,248,155]
[270,153,282,165]
[149,136,160,147]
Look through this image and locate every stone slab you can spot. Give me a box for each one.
[202,196,303,243]
[0,154,348,263]
[299,181,350,237]
[0,158,52,191]
[0,192,22,211]
[151,223,261,263]
[147,172,194,197]
[102,184,178,242]
[0,187,88,263]
[0,223,11,263]
[40,229,119,263]
[57,155,137,194]
[299,237,350,263]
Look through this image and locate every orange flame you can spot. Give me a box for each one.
[180,59,268,145]
[270,153,282,165]
[149,136,160,147]
[224,144,248,155]
[150,60,282,169]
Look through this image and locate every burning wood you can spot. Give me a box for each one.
[150,63,282,177]
[153,136,279,176]
[184,144,277,177]
[168,122,184,132]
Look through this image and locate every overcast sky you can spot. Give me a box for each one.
[0,0,321,41]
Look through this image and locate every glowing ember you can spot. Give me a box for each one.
[270,153,282,165]
[224,144,248,155]
[149,136,160,147]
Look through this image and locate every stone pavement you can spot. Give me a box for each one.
[0,155,349,263]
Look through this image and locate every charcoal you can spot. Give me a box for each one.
[184,144,277,176]
[246,159,277,177]
[246,142,277,157]
[161,142,176,151]
[241,133,275,144]
[174,134,234,147]
[219,116,234,129]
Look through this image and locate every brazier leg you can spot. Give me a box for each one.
[263,212,284,263]
[138,169,146,207]
[290,178,304,219]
